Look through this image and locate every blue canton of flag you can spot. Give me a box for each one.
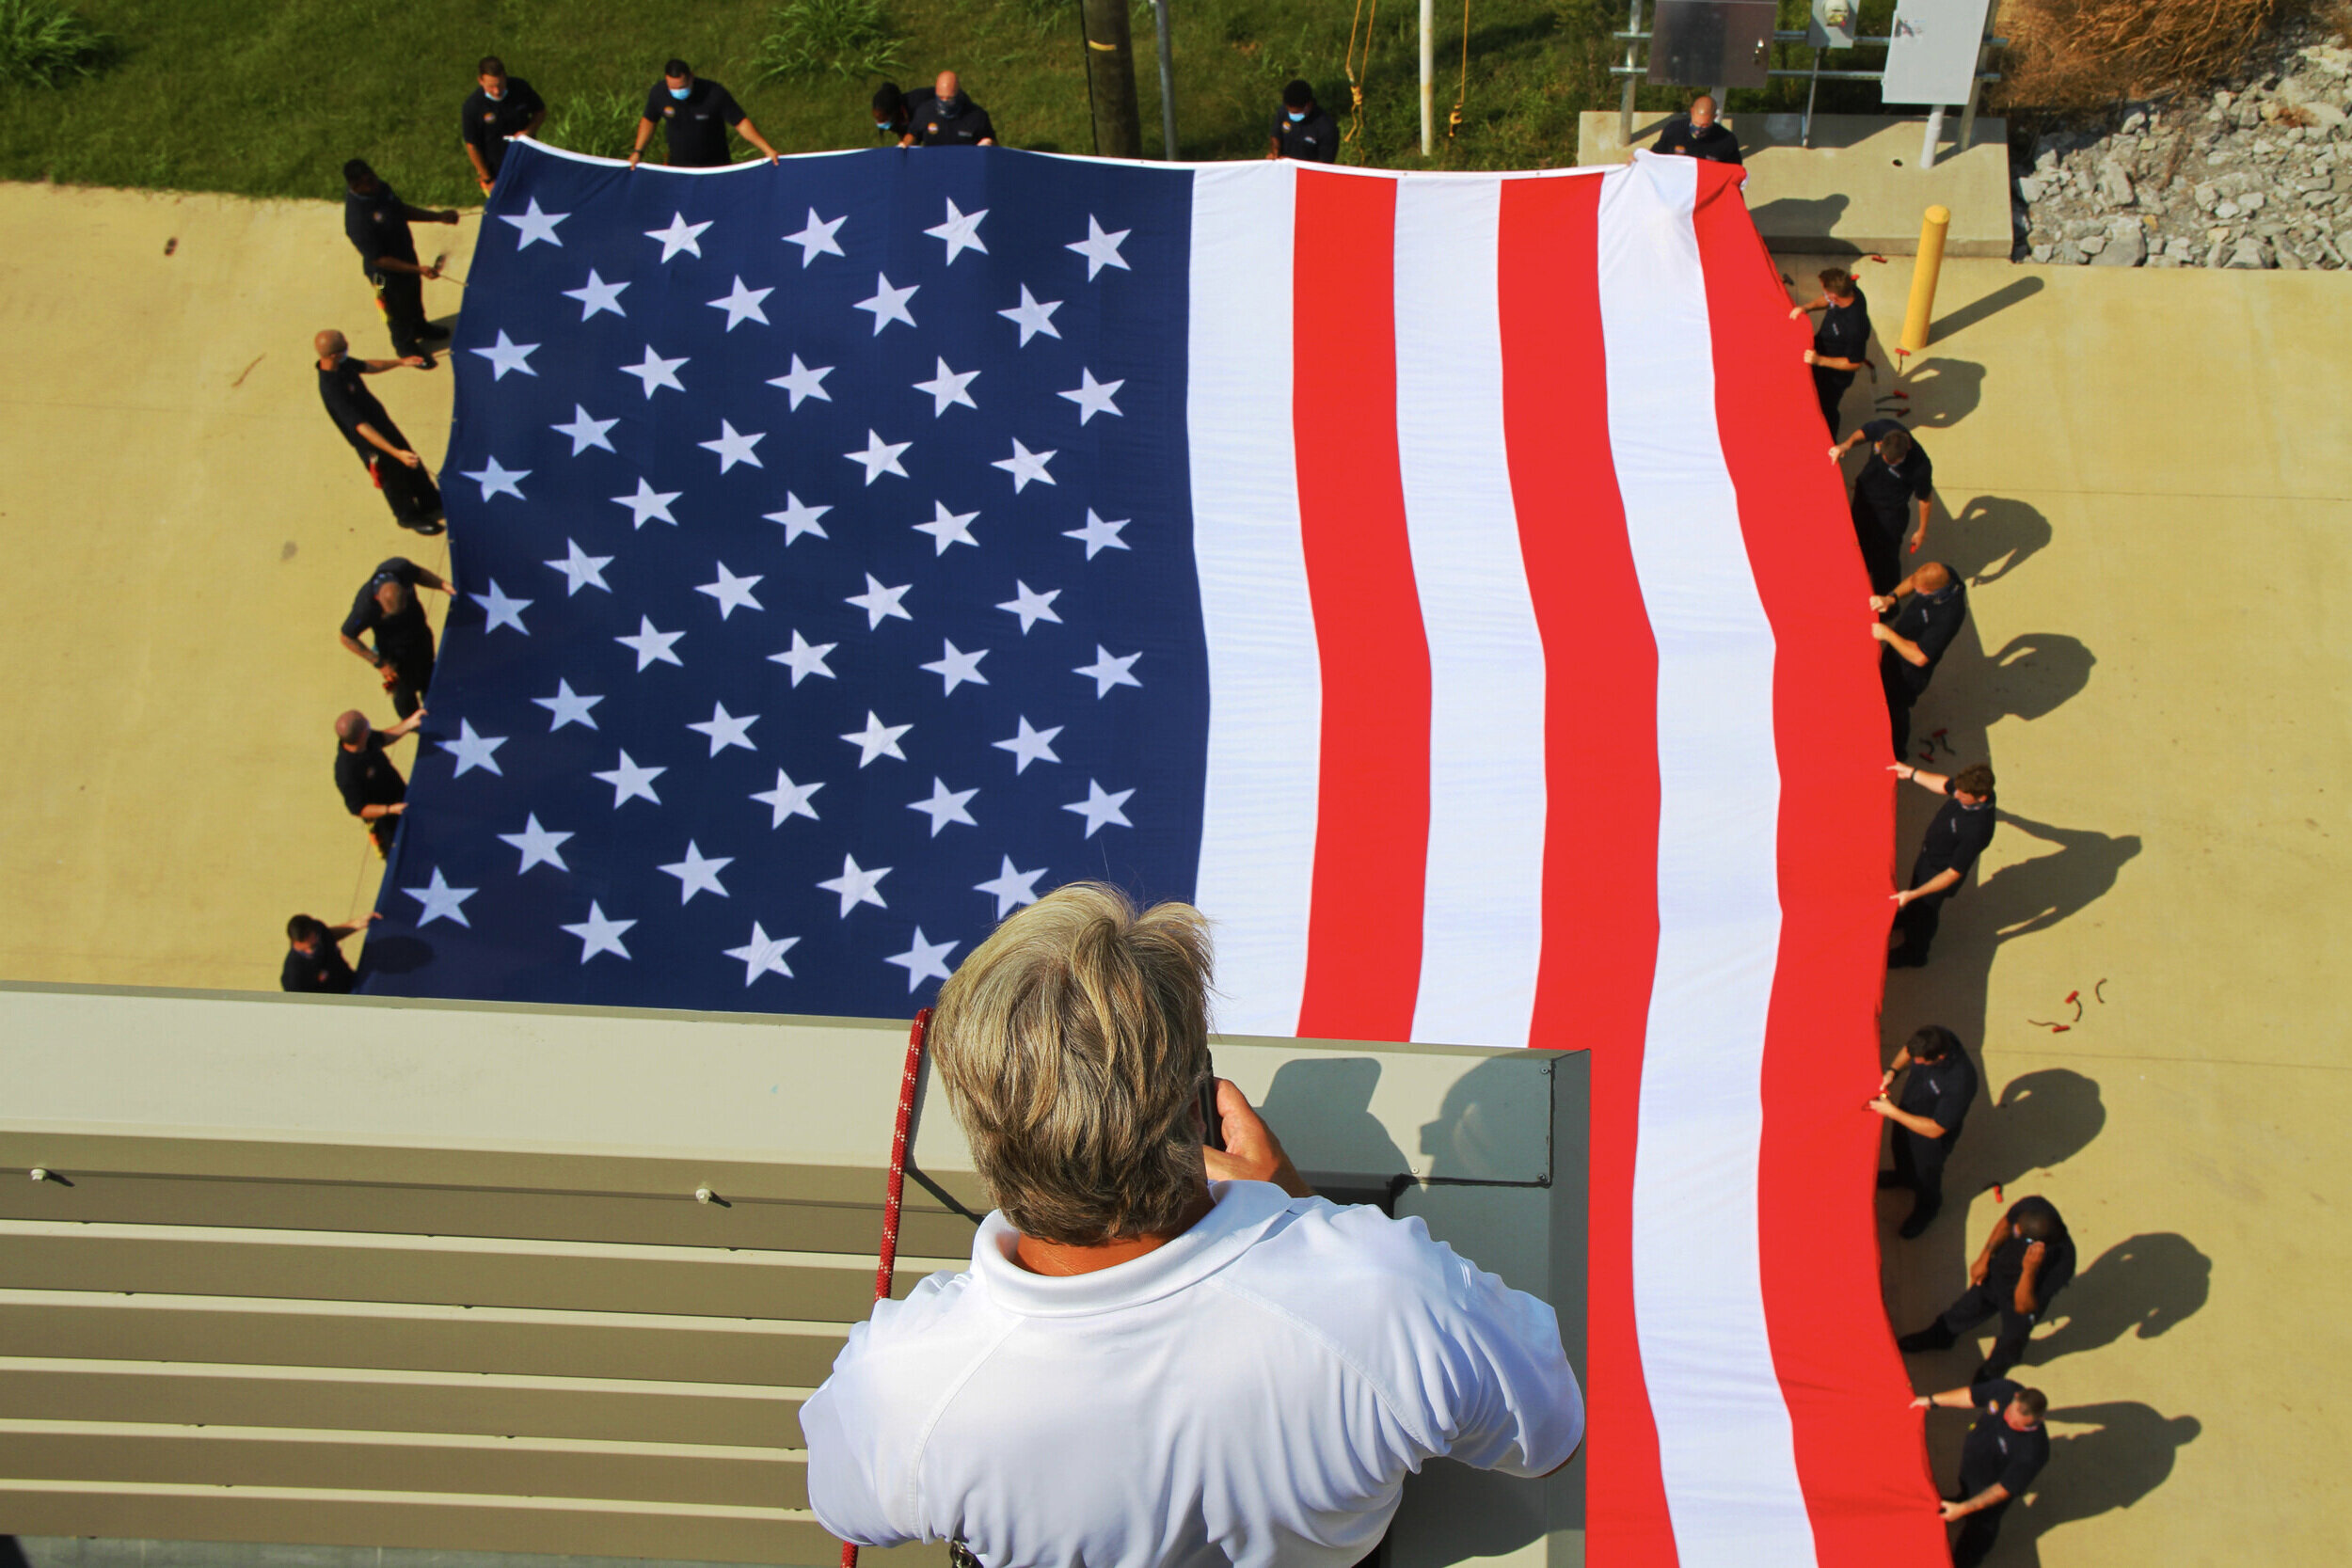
[361,142,1207,1018]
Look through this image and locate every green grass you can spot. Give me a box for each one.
[754,0,906,83]
[0,0,1926,202]
[0,0,114,88]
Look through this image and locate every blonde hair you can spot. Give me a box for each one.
[930,882,1214,1243]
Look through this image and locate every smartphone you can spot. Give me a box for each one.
[1200,1052,1227,1152]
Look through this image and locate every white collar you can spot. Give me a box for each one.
[971,1180,1302,1317]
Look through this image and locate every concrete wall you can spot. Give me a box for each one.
[0,985,1584,1568]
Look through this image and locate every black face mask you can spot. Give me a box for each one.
[937,93,962,115]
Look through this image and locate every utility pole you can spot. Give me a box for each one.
[1151,0,1179,159]
[1079,0,1145,159]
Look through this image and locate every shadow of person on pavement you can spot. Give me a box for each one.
[1897,356,1986,430]
[2032,1233,2213,1364]
[1977,814,2145,946]
[1943,496,2054,587]
[1962,1069,2108,1196]
[2003,1402,2203,1562]
[1964,633,2098,726]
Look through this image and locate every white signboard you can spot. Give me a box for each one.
[1881,0,1994,104]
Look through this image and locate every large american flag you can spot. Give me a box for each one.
[366,140,1931,1568]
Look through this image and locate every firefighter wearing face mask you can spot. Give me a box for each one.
[1266,79,1338,162]
[629,58,780,168]
[460,56,545,194]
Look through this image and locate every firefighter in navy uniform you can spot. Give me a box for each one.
[314,330,444,532]
[1266,79,1339,162]
[910,71,998,146]
[628,59,780,167]
[342,159,457,363]
[460,55,546,193]
[1867,1024,1979,1237]
[1913,1379,2052,1568]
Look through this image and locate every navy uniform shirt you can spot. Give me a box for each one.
[1883,579,1968,699]
[1909,779,1995,890]
[1957,1379,2050,1500]
[882,87,937,141]
[645,77,747,166]
[342,558,436,669]
[282,940,357,994]
[914,94,996,146]
[461,77,547,179]
[1813,285,1871,364]
[1851,418,1934,539]
[318,357,405,459]
[335,734,407,820]
[1272,105,1341,162]
[1897,1047,1978,1148]
[344,181,419,277]
[1984,1196,2076,1309]
[1654,117,1743,164]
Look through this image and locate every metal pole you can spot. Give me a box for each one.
[1152,0,1178,159]
[1803,46,1821,146]
[1918,103,1945,168]
[1620,0,1641,147]
[1420,0,1435,154]
[1956,1,1994,152]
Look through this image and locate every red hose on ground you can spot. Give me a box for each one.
[841,1007,932,1568]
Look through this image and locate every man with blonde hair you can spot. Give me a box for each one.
[801,882,1583,1565]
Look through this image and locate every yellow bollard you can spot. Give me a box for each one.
[1899,205,1951,359]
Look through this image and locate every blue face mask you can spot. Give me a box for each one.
[1287,109,1307,122]
[877,121,892,132]
[669,85,691,100]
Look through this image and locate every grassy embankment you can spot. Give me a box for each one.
[0,0,1941,204]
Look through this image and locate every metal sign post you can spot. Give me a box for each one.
[1421,0,1436,154]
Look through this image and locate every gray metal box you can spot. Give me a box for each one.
[1646,0,1778,87]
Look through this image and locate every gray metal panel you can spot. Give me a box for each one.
[1646,0,1777,87]
[1881,0,1994,103]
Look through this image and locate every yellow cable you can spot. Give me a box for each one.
[1449,0,1470,137]
[1343,0,1377,145]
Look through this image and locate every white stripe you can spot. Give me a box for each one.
[1187,165,1321,1038]
[1391,179,1547,1050]
[1599,156,1816,1564]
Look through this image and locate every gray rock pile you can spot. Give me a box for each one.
[2011,20,2352,268]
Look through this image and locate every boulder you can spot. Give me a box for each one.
[2091,224,2147,265]
[2096,160,2137,205]
[2226,238,2271,267]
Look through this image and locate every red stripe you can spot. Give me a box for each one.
[1289,170,1430,1041]
[1497,173,1676,1565]
[1690,162,1945,1568]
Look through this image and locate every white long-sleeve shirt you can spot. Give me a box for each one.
[801,1180,1584,1568]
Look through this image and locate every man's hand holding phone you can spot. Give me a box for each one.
[1202,1078,1314,1198]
